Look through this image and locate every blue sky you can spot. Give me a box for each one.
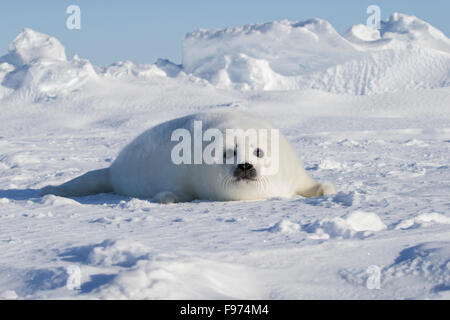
[0,0,448,66]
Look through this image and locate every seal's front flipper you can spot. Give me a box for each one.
[297,181,336,198]
[40,168,113,197]
[152,191,195,204]
[153,191,179,204]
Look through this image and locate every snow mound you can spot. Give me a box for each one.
[395,212,450,230]
[0,51,97,102]
[183,18,355,90]
[267,219,300,234]
[155,59,183,77]
[0,290,18,300]
[95,257,263,299]
[38,194,80,206]
[24,267,69,293]
[183,13,450,93]
[0,13,448,99]
[102,61,166,80]
[319,159,347,170]
[304,211,387,239]
[6,28,66,67]
[345,211,387,232]
[0,29,97,100]
[339,242,450,298]
[86,240,151,267]
[0,29,170,101]
[116,198,156,212]
[383,242,450,297]
[380,13,450,52]
[343,24,381,42]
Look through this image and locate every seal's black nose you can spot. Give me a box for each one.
[234,162,257,180]
[238,163,253,171]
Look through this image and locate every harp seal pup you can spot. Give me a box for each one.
[40,111,336,203]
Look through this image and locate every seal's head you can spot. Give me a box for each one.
[223,144,265,182]
[198,125,285,201]
[187,111,304,201]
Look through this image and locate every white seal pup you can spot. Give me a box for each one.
[40,111,336,203]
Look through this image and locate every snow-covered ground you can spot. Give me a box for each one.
[0,13,449,299]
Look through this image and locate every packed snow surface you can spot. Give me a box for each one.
[0,13,449,299]
[184,13,450,93]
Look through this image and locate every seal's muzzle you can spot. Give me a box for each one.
[233,162,257,180]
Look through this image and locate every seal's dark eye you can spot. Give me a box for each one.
[254,148,264,158]
[223,148,236,160]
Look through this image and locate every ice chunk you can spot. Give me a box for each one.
[6,28,66,67]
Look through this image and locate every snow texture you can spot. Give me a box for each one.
[183,13,450,93]
[0,13,449,299]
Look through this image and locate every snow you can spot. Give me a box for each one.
[94,256,265,299]
[183,13,450,93]
[5,28,67,66]
[303,211,386,240]
[265,219,301,234]
[0,13,449,299]
[344,24,381,42]
[395,212,450,230]
[380,13,450,52]
[345,211,387,232]
[0,290,18,300]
